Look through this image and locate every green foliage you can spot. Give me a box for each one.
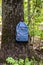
[19,59,24,65]
[6,57,18,65]
[24,0,28,24]
[25,58,32,65]
[23,0,43,38]
[29,0,43,37]
[6,57,43,65]
[29,23,42,36]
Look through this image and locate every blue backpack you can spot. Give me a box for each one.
[16,21,29,42]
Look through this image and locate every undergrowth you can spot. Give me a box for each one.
[3,57,43,65]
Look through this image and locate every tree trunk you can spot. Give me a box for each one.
[1,0,32,61]
[2,0,24,44]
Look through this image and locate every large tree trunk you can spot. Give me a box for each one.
[2,0,24,44]
[1,0,32,61]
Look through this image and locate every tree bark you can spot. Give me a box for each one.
[2,0,24,44]
[1,0,32,61]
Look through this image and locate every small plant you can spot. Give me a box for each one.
[6,57,18,65]
[25,58,35,65]
[19,59,24,65]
